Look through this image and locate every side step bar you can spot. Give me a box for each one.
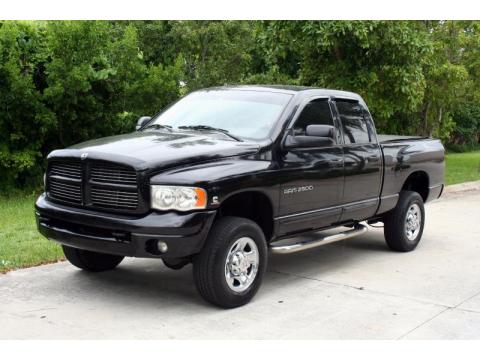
[269,223,368,254]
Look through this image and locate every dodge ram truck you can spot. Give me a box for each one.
[35,86,445,308]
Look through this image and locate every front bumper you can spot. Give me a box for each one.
[35,194,216,259]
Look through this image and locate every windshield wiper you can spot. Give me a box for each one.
[142,123,173,132]
[177,125,242,141]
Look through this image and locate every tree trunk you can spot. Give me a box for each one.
[436,107,443,138]
[423,102,430,136]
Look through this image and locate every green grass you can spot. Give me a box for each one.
[0,151,479,273]
[0,195,64,273]
[445,151,480,185]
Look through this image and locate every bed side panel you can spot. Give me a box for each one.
[377,139,445,215]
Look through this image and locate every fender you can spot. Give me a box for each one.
[149,155,280,217]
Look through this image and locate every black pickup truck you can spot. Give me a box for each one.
[35,86,445,308]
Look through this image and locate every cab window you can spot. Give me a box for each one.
[293,99,334,136]
[335,100,372,144]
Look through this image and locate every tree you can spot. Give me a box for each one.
[167,21,254,90]
[419,21,469,142]
[0,21,54,188]
[250,21,432,134]
[42,21,182,148]
[0,21,183,189]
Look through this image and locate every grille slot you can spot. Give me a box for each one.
[48,178,82,204]
[50,162,82,179]
[91,187,138,210]
[91,163,137,185]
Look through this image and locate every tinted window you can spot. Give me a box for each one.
[293,99,333,136]
[336,101,371,144]
[362,110,377,143]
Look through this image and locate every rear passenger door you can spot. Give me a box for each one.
[333,99,383,222]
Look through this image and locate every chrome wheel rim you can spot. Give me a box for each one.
[405,203,422,241]
[225,237,259,293]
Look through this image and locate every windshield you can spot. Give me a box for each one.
[148,90,292,140]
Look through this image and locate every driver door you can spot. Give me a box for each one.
[276,97,345,236]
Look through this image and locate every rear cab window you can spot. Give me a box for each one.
[335,100,376,144]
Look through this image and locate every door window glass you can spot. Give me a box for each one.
[336,101,371,144]
[293,99,334,136]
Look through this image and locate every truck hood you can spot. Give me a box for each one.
[48,131,260,172]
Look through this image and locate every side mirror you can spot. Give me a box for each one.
[136,116,152,131]
[283,124,335,149]
[284,135,335,149]
[306,124,335,138]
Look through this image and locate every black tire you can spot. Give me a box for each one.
[384,191,425,252]
[193,216,268,308]
[62,245,124,272]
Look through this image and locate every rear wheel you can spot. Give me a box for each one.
[62,245,124,272]
[193,216,267,308]
[384,191,425,252]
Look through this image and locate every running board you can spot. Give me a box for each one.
[269,224,368,254]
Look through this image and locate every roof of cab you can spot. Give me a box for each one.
[201,85,363,101]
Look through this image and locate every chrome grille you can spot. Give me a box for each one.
[48,178,82,204]
[50,162,82,179]
[91,187,138,210]
[91,163,137,185]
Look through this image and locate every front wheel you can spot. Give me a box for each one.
[62,245,124,272]
[384,191,425,252]
[193,216,267,308]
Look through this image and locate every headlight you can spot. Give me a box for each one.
[151,185,207,211]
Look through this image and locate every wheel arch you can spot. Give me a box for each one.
[217,190,275,241]
[401,170,429,202]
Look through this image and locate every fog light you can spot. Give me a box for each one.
[157,241,168,253]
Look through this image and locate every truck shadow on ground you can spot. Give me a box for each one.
[63,229,389,309]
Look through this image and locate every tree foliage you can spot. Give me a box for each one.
[0,21,54,187]
[250,21,431,132]
[0,20,479,189]
[0,21,183,189]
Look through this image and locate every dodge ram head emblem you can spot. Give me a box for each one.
[80,153,88,160]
